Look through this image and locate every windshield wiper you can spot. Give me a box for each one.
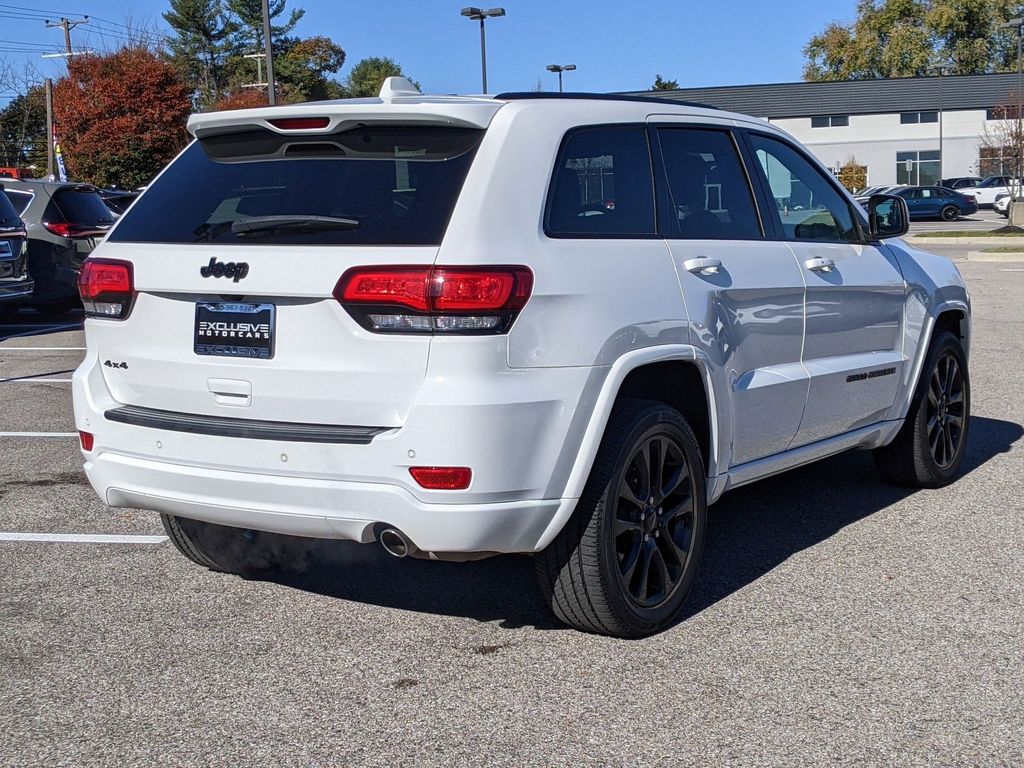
[230,215,360,236]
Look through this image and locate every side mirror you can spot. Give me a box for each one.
[867,194,909,239]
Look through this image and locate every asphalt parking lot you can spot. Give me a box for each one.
[1,246,1023,766]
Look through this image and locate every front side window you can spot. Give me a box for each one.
[657,127,761,240]
[748,133,858,243]
[546,126,656,237]
[110,125,483,245]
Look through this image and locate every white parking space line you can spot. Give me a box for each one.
[0,378,73,383]
[0,347,86,351]
[0,533,168,544]
[0,432,77,437]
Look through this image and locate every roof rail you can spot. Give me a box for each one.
[493,92,718,110]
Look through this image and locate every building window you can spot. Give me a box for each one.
[979,146,1021,176]
[987,106,1022,120]
[896,150,941,186]
[901,111,939,124]
[810,115,849,128]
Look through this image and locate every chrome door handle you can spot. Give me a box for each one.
[804,257,835,273]
[683,257,723,275]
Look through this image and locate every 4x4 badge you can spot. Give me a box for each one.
[200,258,249,282]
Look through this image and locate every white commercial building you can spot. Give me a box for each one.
[638,73,1024,186]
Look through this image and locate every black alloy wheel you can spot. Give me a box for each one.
[614,433,697,608]
[873,330,970,487]
[926,351,966,469]
[535,400,707,637]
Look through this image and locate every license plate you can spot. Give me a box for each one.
[194,302,275,359]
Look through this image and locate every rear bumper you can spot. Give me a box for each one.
[86,450,564,553]
[72,350,593,553]
[0,277,34,302]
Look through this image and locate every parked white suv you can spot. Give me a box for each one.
[73,79,971,637]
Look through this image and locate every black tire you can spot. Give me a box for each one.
[0,302,20,321]
[535,400,707,637]
[940,205,959,222]
[161,513,309,575]
[873,330,970,487]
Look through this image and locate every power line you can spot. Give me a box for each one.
[45,16,89,54]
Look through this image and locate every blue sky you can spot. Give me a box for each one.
[1,0,858,102]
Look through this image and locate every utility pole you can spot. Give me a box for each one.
[45,17,89,54]
[44,78,54,179]
[261,0,276,105]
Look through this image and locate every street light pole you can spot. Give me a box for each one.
[546,64,577,92]
[461,7,505,93]
[1001,19,1024,209]
[927,62,951,182]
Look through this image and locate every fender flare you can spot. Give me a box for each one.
[892,298,971,421]
[533,344,720,551]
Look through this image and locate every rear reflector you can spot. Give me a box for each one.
[335,265,532,334]
[268,117,330,130]
[409,467,472,490]
[78,258,134,319]
[79,431,94,451]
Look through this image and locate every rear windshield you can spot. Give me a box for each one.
[0,190,20,225]
[45,188,116,227]
[109,125,484,246]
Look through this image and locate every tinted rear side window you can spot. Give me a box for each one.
[657,127,761,240]
[545,126,656,237]
[48,189,116,227]
[0,191,20,225]
[109,125,484,246]
[3,190,31,216]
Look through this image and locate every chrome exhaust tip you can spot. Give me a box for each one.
[379,528,413,558]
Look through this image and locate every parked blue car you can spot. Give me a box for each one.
[892,186,978,221]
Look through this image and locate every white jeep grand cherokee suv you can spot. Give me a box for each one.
[73,79,971,637]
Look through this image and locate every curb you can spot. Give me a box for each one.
[908,235,1024,246]
[966,250,1024,262]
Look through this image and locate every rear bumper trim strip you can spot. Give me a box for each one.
[104,405,388,444]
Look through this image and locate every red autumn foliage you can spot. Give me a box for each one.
[53,48,192,188]
[210,89,270,112]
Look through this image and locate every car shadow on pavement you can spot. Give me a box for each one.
[257,415,1022,632]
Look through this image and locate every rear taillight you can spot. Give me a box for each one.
[43,221,106,239]
[78,431,94,452]
[78,258,134,319]
[334,266,533,334]
[409,467,472,490]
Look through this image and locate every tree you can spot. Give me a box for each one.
[978,97,1024,177]
[804,0,1024,81]
[342,57,416,98]
[275,36,346,101]
[0,87,47,169]
[651,74,679,90]
[163,0,237,107]
[53,49,191,188]
[837,156,868,192]
[225,0,303,53]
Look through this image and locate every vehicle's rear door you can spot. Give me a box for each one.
[92,123,485,428]
[650,118,808,467]
[743,131,906,447]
